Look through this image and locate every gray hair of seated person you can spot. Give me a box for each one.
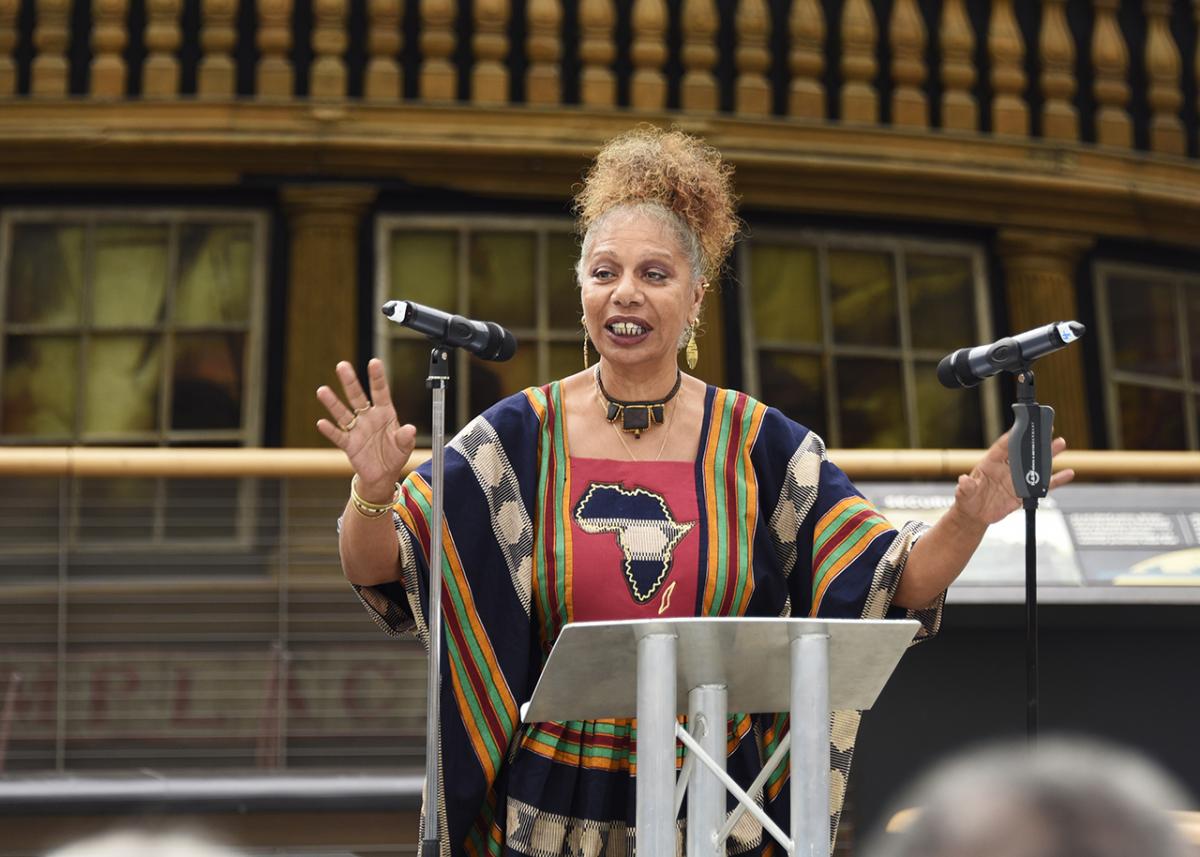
[864,736,1194,857]
[44,831,249,857]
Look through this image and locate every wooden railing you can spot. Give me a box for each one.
[0,0,1197,159]
[0,446,1197,479]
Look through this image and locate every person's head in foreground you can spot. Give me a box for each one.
[44,830,248,857]
[866,736,1194,857]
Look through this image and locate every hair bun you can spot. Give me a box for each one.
[574,126,740,280]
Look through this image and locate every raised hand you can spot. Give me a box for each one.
[316,359,417,503]
[954,431,1075,526]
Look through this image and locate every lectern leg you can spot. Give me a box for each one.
[790,634,830,857]
[687,684,727,857]
[637,633,678,857]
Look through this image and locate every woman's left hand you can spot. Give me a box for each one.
[954,432,1075,527]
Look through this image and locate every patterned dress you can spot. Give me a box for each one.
[352,382,944,857]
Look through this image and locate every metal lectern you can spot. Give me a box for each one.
[520,617,919,857]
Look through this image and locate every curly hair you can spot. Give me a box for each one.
[573,126,739,281]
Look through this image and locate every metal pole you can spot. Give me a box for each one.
[791,634,830,857]
[687,684,727,857]
[421,348,451,857]
[1026,499,1038,739]
[637,632,678,857]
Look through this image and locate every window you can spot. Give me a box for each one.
[0,210,269,548]
[0,210,267,445]
[739,231,999,448]
[1095,263,1200,450]
[375,216,581,438]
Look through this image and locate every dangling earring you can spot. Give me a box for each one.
[582,317,591,369]
[685,325,699,370]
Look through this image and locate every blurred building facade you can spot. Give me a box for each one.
[1,0,1200,852]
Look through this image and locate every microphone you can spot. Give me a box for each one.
[381,300,518,362]
[937,321,1085,389]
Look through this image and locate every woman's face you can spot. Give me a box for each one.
[579,209,704,375]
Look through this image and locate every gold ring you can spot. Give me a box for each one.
[339,414,359,432]
[353,405,372,416]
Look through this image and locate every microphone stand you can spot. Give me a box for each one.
[1007,367,1055,740]
[421,346,452,857]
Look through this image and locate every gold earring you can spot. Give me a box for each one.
[582,318,590,369]
[685,325,699,370]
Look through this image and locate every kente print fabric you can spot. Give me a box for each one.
[351,382,944,857]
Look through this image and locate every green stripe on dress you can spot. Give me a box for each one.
[707,391,737,615]
[813,500,871,553]
[408,487,514,739]
[814,517,886,591]
[445,629,503,768]
[729,399,756,612]
[549,381,569,634]
[533,387,555,648]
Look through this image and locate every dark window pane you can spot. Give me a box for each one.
[469,233,535,329]
[2,336,78,437]
[469,347,536,418]
[93,225,168,328]
[548,342,580,386]
[171,334,244,430]
[830,251,898,347]
[914,361,983,447]
[1188,284,1200,382]
[1116,384,1186,450]
[389,339,451,437]
[547,233,582,329]
[749,245,821,344]
[388,231,456,309]
[77,478,157,544]
[6,224,85,326]
[84,335,162,437]
[758,351,826,437]
[906,254,975,352]
[1107,276,1180,377]
[164,478,240,539]
[836,358,907,448]
[175,224,254,325]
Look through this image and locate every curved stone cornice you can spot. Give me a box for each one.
[2,101,1199,247]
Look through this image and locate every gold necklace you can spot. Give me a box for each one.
[594,373,675,462]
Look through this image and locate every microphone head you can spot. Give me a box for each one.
[1056,320,1086,343]
[937,351,961,389]
[495,329,519,362]
[478,322,518,361]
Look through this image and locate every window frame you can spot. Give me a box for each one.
[1093,261,1200,450]
[0,208,271,551]
[0,208,270,447]
[737,229,1000,447]
[374,214,579,440]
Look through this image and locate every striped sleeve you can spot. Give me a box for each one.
[806,455,941,641]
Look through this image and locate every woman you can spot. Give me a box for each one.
[318,128,1073,857]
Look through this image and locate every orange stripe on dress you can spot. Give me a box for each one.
[814,495,863,536]
[734,400,767,616]
[813,507,879,570]
[717,393,748,616]
[443,527,519,727]
[701,389,728,613]
[810,520,893,616]
[558,392,574,625]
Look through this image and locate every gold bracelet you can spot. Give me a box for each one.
[350,474,401,519]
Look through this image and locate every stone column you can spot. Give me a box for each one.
[996,229,1094,449]
[281,185,378,448]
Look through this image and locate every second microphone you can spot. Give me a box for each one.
[382,300,518,362]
